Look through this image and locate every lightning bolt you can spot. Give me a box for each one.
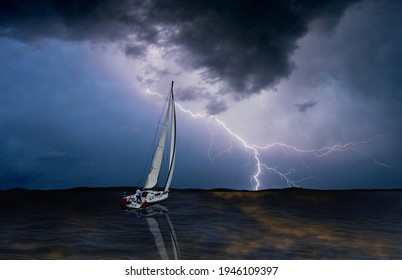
[357,149,402,172]
[207,124,233,162]
[254,137,381,158]
[143,88,400,191]
[173,103,307,190]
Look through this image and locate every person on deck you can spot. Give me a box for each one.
[135,189,142,203]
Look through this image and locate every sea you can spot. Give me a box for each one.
[0,188,401,260]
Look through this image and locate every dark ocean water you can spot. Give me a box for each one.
[0,188,401,260]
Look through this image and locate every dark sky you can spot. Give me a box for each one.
[1,0,402,190]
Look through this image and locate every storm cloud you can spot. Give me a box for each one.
[295,100,317,113]
[0,0,361,100]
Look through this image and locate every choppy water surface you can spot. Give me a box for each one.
[0,189,401,259]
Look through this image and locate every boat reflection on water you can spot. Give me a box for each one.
[133,204,180,260]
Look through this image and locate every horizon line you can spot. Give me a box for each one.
[1,186,401,192]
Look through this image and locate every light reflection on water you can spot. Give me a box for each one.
[0,189,401,259]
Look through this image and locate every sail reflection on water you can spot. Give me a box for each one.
[140,204,180,260]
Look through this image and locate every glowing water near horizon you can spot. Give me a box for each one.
[0,189,401,259]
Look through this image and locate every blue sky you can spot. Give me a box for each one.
[1,0,402,190]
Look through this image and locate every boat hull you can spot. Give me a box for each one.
[121,190,169,210]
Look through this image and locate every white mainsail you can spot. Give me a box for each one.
[143,82,176,191]
[165,85,176,192]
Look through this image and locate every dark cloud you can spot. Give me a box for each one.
[205,98,228,115]
[177,86,238,115]
[124,42,147,57]
[294,100,317,113]
[176,86,209,102]
[335,6,402,102]
[0,0,157,45]
[0,0,361,100]
[286,0,402,138]
[291,1,402,104]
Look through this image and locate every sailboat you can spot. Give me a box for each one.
[121,81,176,209]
